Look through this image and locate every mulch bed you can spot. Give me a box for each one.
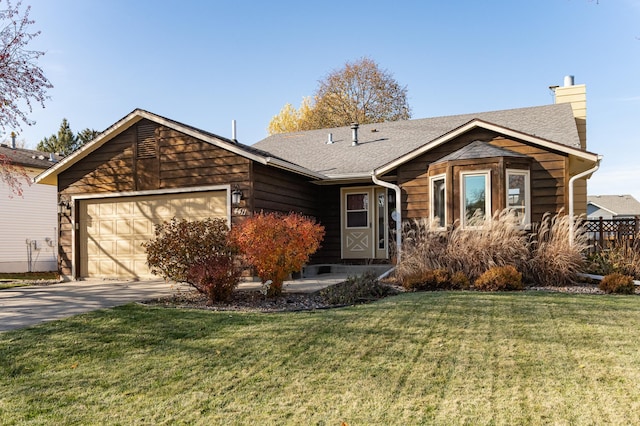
[140,282,636,313]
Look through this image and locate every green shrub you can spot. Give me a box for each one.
[318,271,398,305]
[187,254,242,303]
[474,265,523,291]
[599,272,636,294]
[144,217,234,283]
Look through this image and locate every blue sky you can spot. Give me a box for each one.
[4,0,640,201]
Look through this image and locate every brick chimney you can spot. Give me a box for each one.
[553,75,586,150]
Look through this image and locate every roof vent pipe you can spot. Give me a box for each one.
[350,123,359,146]
[564,75,575,87]
[10,131,16,149]
[49,152,55,162]
[231,120,237,142]
[326,133,333,144]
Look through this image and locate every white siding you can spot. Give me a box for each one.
[0,168,58,273]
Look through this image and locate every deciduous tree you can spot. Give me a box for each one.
[268,58,411,134]
[0,0,52,132]
[1,1,50,195]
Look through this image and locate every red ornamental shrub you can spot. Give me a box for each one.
[230,212,325,297]
[187,254,242,303]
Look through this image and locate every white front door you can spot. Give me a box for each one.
[341,187,388,259]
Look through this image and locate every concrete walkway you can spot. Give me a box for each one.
[0,274,349,333]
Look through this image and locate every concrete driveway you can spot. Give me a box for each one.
[0,273,355,333]
[0,279,184,332]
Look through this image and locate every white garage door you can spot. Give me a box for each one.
[79,191,227,279]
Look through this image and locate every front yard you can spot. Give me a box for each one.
[1,291,639,424]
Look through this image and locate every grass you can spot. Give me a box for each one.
[0,272,60,289]
[1,292,640,424]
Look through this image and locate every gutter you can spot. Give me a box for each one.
[568,155,603,246]
[371,172,402,264]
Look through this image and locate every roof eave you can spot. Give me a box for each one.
[35,109,323,185]
[373,119,599,176]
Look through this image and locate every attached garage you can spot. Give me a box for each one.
[78,190,228,279]
[34,109,322,280]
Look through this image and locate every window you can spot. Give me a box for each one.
[346,193,368,228]
[461,171,491,227]
[429,174,446,227]
[377,192,386,249]
[506,169,531,226]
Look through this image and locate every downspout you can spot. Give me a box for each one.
[371,172,402,264]
[568,155,602,246]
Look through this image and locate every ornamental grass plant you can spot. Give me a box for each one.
[397,209,588,288]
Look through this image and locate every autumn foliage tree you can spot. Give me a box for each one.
[1,1,51,195]
[0,1,52,132]
[268,57,411,134]
[230,212,325,297]
[0,143,29,197]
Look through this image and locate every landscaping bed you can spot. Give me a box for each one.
[141,280,636,313]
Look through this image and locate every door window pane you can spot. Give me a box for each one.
[378,193,385,249]
[346,193,368,228]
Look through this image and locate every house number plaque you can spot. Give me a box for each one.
[233,207,248,216]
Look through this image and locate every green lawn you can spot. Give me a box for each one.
[1,291,640,424]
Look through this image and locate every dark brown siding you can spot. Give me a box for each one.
[57,119,252,277]
[396,130,569,225]
[313,185,341,263]
[491,137,568,222]
[252,163,318,216]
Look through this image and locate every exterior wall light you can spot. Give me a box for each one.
[231,186,243,206]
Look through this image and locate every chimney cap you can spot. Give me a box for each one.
[564,75,575,87]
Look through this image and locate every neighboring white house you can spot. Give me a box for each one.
[0,143,61,273]
[587,194,640,220]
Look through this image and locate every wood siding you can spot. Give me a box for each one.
[252,163,318,217]
[57,119,251,277]
[396,130,570,225]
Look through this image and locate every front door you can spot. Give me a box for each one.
[341,187,388,259]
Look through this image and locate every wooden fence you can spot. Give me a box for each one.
[584,217,639,252]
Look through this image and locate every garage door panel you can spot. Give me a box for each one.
[80,191,227,279]
[116,219,133,236]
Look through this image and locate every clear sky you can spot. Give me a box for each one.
[4,0,639,201]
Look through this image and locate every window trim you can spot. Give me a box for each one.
[429,173,447,228]
[460,170,491,228]
[506,168,531,227]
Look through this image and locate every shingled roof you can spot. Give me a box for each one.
[433,140,529,164]
[588,195,640,217]
[252,103,582,178]
[0,144,62,169]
